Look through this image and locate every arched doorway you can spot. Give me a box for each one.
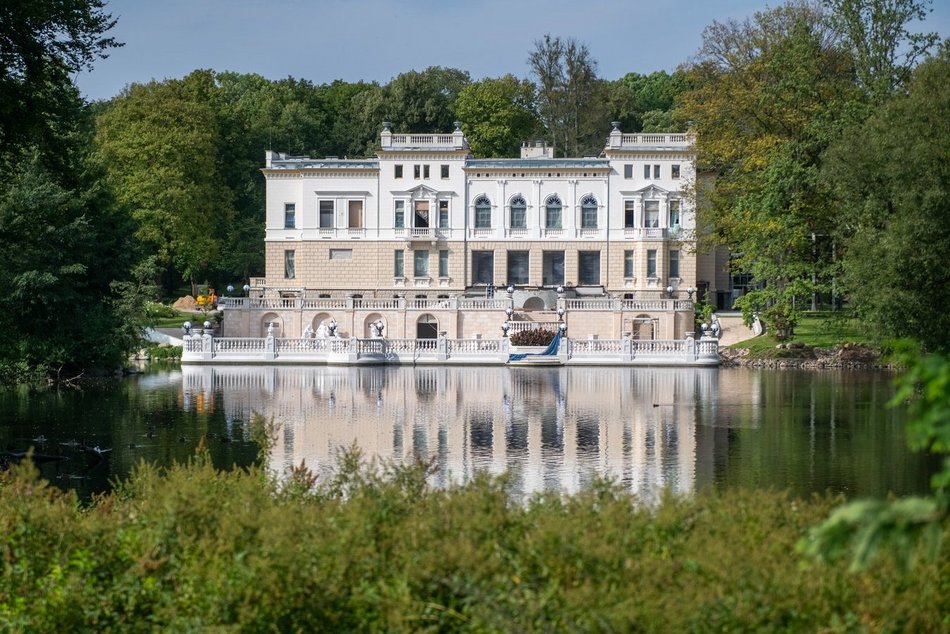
[416,314,438,344]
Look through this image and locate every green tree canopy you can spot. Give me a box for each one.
[677,2,860,331]
[823,48,950,350]
[454,75,540,157]
[95,71,233,295]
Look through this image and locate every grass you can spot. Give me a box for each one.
[148,310,210,329]
[731,311,873,358]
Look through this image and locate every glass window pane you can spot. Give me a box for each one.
[439,200,449,228]
[414,250,429,277]
[578,251,600,285]
[507,251,529,285]
[624,200,635,228]
[394,250,404,277]
[319,200,334,228]
[647,250,657,278]
[624,250,634,278]
[472,251,494,284]
[394,200,404,228]
[644,201,659,227]
[542,251,564,286]
[474,196,491,228]
[510,196,526,229]
[284,203,295,229]
[581,195,597,229]
[545,196,562,229]
[439,250,449,277]
[284,250,295,279]
[669,250,680,278]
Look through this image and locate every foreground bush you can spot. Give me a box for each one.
[0,454,947,632]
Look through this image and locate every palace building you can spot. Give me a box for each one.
[220,123,730,344]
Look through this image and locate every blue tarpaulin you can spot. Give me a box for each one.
[508,330,562,363]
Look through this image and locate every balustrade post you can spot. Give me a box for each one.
[437,332,448,361]
[348,337,359,363]
[622,333,633,362]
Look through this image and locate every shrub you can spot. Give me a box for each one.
[510,328,557,346]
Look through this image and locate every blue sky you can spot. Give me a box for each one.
[75,0,950,101]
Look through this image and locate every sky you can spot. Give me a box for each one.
[75,0,950,102]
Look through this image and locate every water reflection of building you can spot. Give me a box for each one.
[181,366,750,500]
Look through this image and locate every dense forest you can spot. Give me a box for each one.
[0,0,948,378]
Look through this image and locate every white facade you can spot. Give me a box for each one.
[225,123,724,342]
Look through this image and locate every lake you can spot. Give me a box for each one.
[0,365,938,501]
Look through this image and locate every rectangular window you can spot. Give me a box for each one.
[545,205,561,229]
[542,251,565,286]
[644,164,651,179]
[643,201,659,227]
[669,250,680,278]
[623,164,633,179]
[438,200,449,228]
[671,164,680,179]
[423,164,430,179]
[472,251,494,284]
[438,249,449,277]
[647,250,657,278]
[581,204,597,229]
[440,164,449,179]
[578,251,600,285]
[284,203,296,229]
[669,200,681,228]
[414,201,430,228]
[329,249,352,260]
[284,250,295,279]
[475,204,492,229]
[394,250,404,277]
[413,165,421,179]
[348,200,363,228]
[395,164,403,179]
[414,250,429,277]
[624,200,635,228]
[624,250,635,278]
[394,200,405,228]
[319,200,334,228]
[507,251,529,285]
[653,164,660,179]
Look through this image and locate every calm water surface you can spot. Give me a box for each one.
[0,365,937,500]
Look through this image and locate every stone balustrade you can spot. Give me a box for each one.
[181,332,719,367]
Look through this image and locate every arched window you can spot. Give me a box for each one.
[474,195,491,228]
[581,195,598,229]
[509,195,527,229]
[545,194,562,229]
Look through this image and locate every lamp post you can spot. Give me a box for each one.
[226,284,234,295]
[505,306,514,319]
[557,307,565,320]
[501,322,511,338]
[666,285,674,299]
[242,283,250,297]
[686,286,695,300]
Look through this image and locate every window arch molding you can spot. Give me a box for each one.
[473,194,492,229]
[544,194,562,229]
[508,194,527,229]
[580,193,599,229]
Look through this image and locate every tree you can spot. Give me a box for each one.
[454,75,540,157]
[528,35,606,157]
[95,71,233,295]
[676,2,859,332]
[823,0,939,103]
[607,71,690,132]
[0,0,120,166]
[822,48,950,350]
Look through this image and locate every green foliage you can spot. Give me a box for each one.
[454,76,540,157]
[95,71,234,294]
[0,0,120,164]
[607,70,690,133]
[509,328,557,346]
[823,0,940,102]
[0,454,947,631]
[529,35,607,157]
[822,50,950,351]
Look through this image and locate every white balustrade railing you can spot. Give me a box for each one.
[508,321,560,333]
[450,339,502,354]
[183,334,718,365]
[570,339,624,354]
[353,298,400,310]
[457,298,510,310]
[301,298,347,309]
[214,338,266,353]
[565,298,618,311]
